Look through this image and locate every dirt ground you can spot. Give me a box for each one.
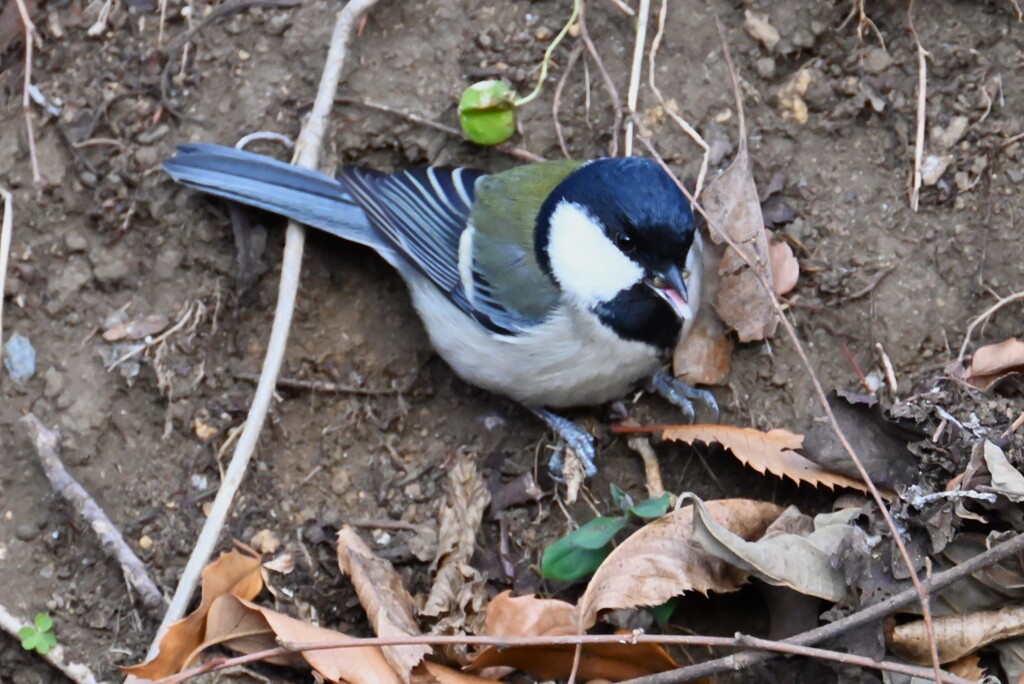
[1,0,1022,681]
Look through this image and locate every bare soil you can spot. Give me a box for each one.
[1,0,1022,681]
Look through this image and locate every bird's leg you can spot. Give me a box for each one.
[529,407,598,478]
[648,370,719,422]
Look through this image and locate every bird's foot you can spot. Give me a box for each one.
[648,370,719,423]
[530,407,598,479]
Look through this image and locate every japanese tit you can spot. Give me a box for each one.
[163,144,716,476]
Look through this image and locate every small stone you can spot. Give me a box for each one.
[744,9,780,51]
[3,333,36,384]
[65,232,88,253]
[863,47,893,74]
[476,33,493,49]
[331,468,351,495]
[931,116,969,151]
[139,535,154,550]
[755,57,776,78]
[91,247,131,285]
[534,25,553,41]
[43,367,64,398]
[15,523,39,541]
[922,154,953,186]
[404,482,422,498]
[238,50,251,61]
[134,145,161,168]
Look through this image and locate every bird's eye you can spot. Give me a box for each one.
[615,233,635,253]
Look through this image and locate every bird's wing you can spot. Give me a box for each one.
[339,161,579,334]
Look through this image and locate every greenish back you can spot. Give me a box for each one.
[469,160,583,319]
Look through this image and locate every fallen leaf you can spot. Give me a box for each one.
[662,425,873,493]
[768,240,798,295]
[470,592,677,681]
[702,137,777,342]
[947,653,986,682]
[687,495,858,602]
[102,313,170,342]
[889,604,1024,664]
[414,661,501,683]
[338,526,431,681]
[995,637,1024,684]
[576,499,784,630]
[963,440,1024,503]
[123,548,264,678]
[672,314,732,386]
[195,594,295,668]
[968,338,1024,391]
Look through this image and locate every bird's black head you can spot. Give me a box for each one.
[536,157,701,350]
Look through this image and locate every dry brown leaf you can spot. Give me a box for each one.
[102,313,170,342]
[672,313,732,386]
[194,594,298,667]
[470,593,676,681]
[889,604,1024,665]
[968,337,1024,390]
[947,654,986,682]
[701,138,777,342]
[422,451,490,621]
[768,240,799,296]
[576,499,784,631]
[123,548,264,678]
[414,661,501,683]
[662,425,871,493]
[338,526,431,680]
[962,440,1024,503]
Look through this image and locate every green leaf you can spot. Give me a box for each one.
[629,493,672,520]
[458,80,517,146]
[650,598,677,628]
[34,613,53,633]
[38,631,57,654]
[540,516,629,582]
[20,629,39,651]
[609,483,634,513]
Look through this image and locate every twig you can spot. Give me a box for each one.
[553,41,584,158]
[627,20,945,683]
[623,0,651,155]
[622,529,1024,684]
[0,186,11,353]
[19,414,165,614]
[648,0,709,198]
[232,371,401,396]
[578,3,623,156]
[513,0,580,108]
[626,436,664,497]
[875,342,898,395]
[956,288,1024,363]
[837,263,896,302]
[142,0,384,663]
[0,602,105,684]
[1001,411,1024,439]
[13,0,42,188]
[332,96,544,163]
[607,0,636,16]
[154,631,972,684]
[908,0,928,211]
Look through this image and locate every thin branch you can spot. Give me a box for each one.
[553,41,584,158]
[142,0,385,663]
[578,2,623,156]
[0,602,104,684]
[0,186,11,353]
[20,414,166,613]
[908,0,928,211]
[623,0,650,155]
[13,0,42,188]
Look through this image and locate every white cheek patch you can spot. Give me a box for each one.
[548,202,643,307]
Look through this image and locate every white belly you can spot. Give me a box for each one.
[407,279,665,408]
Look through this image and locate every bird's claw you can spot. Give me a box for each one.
[531,408,598,479]
[648,370,719,423]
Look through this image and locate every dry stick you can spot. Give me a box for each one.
[622,0,650,156]
[908,0,928,212]
[13,0,42,188]
[152,632,972,684]
[0,602,105,684]
[625,19,944,682]
[20,414,166,614]
[553,41,584,158]
[232,371,401,396]
[956,289,1024,364]
[141,0,385,663]
[578,2,623,157]
[647,0,709,198]
[624,529,1024,684]
[332,96,545,163]
[0,187,11,351]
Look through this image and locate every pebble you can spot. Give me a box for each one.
[3,332,36,384]
[755,57,776,79]
[534,26,553,41]
[15,522,40,541]
[43,367,65,398]
[65,231,89,253]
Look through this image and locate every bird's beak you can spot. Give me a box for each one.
[646,264,693,320]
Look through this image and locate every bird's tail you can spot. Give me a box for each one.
[163,144,388,256]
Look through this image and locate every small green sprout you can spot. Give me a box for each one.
[19,613,57,655]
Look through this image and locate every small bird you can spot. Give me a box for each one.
[163,144,716,476]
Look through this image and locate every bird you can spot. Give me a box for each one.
[163,144,717,476]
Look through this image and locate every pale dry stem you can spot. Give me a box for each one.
[0,187,11,352]
[14,0,42,188]
[623,0,650,155]
[956,288,1024,363]
[908,0,929,212]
